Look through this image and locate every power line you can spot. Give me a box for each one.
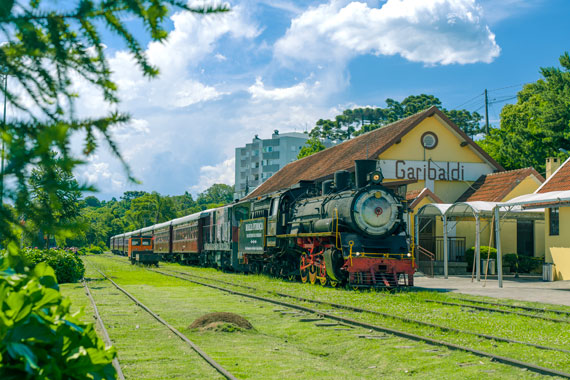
[488,83,529,93]
[452,92,484,109]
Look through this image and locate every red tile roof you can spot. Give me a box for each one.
[537,156,570,193]
[407,188,443,209]
[245,106,503,199]
[456,167,544,202]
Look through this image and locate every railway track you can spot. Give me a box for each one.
[439,296,570,317]
[139,266,570,378]
[83,280,126,380]
[102,255,570,377]
[158,268,570,355]
[84,259,238,380]
[423,299,570,323]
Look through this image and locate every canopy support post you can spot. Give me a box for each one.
[443,215,448,279]
[494,206,503,288]
[475,215,481,282]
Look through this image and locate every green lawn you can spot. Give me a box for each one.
[59,254,564,379]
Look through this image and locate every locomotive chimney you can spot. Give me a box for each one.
[355,160,377,189]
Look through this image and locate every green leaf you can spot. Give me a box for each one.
[6,342,39,370]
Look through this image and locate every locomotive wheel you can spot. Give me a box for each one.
[329,280,339,288]
[300,256,308,283]
[309,265,317,285]
[319,275,327,286]
[288,274,296,282]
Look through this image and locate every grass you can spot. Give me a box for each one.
[153,259,570,373]
[59,254,564,379]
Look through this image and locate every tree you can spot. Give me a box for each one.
[0,2,227,377]
[308,94,482,145]
[0,0,227,247]
[197,184,234,206]
[83,196,101,208]
[298,136,326,159]
[126,192,176,228]
[28,155,83,247]
[478,52,570,173]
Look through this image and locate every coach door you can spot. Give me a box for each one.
[266,197,279,247]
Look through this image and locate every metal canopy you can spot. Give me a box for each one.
[501,190,570,208]
[415,200,545,286]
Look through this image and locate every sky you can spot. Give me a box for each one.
[61,0,570,200]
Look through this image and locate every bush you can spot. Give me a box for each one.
[89,245,104,255]
[465,246,497,271]
[23,248,85,283]
[0,247,116,379]
[503,253,518,272]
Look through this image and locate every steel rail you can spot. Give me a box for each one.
[150,268,570,378]
[443,296,570,317]
[83,280,126,380]
[424,299,570,323]
[107,255,570,353]
[86,261,238,380]
[161,268,570,355]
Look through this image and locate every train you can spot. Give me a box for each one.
[111,159,416,287]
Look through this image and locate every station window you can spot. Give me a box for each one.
[549,207,559,236]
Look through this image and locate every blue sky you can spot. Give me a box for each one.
[70,0,570,200]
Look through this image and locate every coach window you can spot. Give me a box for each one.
[549,207,559,236]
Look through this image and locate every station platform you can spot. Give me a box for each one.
[413,274,570,307]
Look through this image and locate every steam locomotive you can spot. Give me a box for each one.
[111,160,415,287]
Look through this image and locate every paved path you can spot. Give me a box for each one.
[413,275,570,306]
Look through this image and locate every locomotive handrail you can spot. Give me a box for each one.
[417,245,436,260]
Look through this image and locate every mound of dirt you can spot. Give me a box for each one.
[189,312,254,332]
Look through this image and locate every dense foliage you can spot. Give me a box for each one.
[0,246,115,379]
[478,52,570,173]
[0,0,227,248]
[303,94,482,154]
[23,248,85,284]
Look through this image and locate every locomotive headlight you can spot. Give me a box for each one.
[369,170,384,184]
[407,253,411,257]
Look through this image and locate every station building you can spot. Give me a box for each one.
[504,156,570,280]
[246,106,546,273]
[537,157,570,280]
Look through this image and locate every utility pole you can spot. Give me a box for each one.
[484,88,489,135]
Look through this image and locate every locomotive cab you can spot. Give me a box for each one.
[128,235,159,266]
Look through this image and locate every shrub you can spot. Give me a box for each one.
[23,248,85,283]
[0,247,116,379]
[465,246,497,271]
[89,245,104,255]
[503,253,518,272]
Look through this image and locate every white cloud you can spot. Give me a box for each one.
[190,157,235,194]
[106,4,260,109]
[248,77,312,101]
[275,0,500,66]
[214,53,227,61]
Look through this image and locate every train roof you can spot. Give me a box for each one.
[153,220,172,230]
[171,210,208,226]
[140,225,154,234]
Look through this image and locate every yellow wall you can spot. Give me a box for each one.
[545,207,570,280]
[381,116,486,163]
[434,181,472,204]
[503,176,542,201]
